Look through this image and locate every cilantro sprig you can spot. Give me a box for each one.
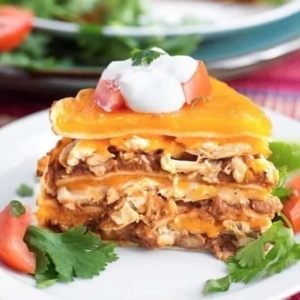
[9,200,26,217]
[203,221,300,295]
[24,226,118,288]
[131,48,165,66]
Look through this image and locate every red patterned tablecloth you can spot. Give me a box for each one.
[0,51,300,299]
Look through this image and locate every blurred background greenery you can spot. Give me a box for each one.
[0,0,201,69]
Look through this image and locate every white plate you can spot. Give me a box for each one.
[34,0,300,38]
[0,109,300,300]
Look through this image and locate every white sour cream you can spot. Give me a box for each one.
[100,48,198,113]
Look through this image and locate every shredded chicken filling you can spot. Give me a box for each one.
[37,190,281,260]
[39,139,278,196]
[54,176,273,208]
[36,137,279,260]
[37,185,282,239]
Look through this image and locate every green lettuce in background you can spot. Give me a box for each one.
[0,0,201,70]
[269,141,300,172]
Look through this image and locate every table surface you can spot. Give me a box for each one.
[0,51,300,300]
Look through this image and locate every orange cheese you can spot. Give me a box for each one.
[50,78,272,140]
[109,135,184,157]
[55,174,172,191]
[55,174,271,203]
[61,134,270,160]
[72,135,184,157]
[36,205,98,228]
[170,213,270,238]
[170,212,222,238]
[36,203,270,240]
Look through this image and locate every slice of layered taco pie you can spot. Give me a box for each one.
[36,48,282,260]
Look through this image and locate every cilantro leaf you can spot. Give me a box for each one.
[16,184,33,197]
[235,237,265,267]
[227,257,264,284]
[131,48,165,66]
[272,166,292,202]
[24,225,118,287]
[35,255,58,289]
[9,200,25,217]
[272,187,292,200]
[203,221,300,295]
[203,275,231,295]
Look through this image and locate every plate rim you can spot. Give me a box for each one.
[34,0,300,37]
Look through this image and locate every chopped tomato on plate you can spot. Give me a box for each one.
[0,202,36,274]
[283,175,300,233]
[0,5,34,52]
[93,60,211,112]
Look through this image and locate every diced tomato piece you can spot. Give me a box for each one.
[282,175,300,233]
[93,79,125,112]
[0,6,34,52]
[283,195,300,233]
[286,175,300,196]
[182,61,212,105]
[0,203,36,274]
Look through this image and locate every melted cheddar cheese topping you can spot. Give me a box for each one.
[50,78,272,140]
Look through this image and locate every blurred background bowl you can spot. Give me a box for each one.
[33,0,300,38]
[0,0,300,96]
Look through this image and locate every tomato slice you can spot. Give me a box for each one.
[182,60,212,105]
[0,203,36,274]
[283,195,300,233]
[282,175,300,233]
[93,79,125,112]
[0,6,34,52]
[286,175,300,196]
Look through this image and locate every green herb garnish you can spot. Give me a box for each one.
[16,184,33,197]
[131,48,165,66]
[0,0,201,70]
[9,200,26,217]
[203,275,231,295]
[203,221,300,295]
[277,211,293,229]
[269,142,300,172]
[24,226,118,288]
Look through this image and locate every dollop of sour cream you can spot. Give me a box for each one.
[100,48,198,113]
